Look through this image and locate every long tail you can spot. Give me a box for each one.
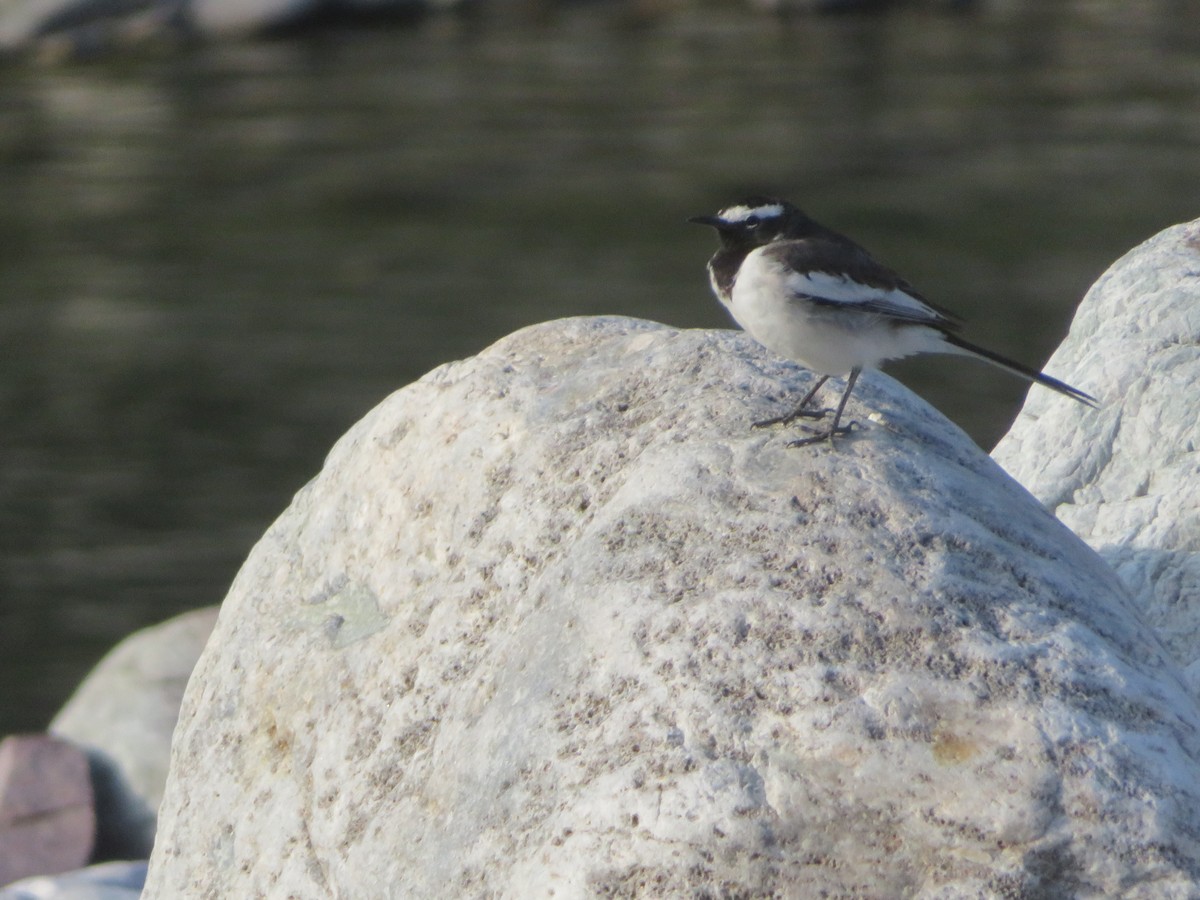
[942,333,1098,407]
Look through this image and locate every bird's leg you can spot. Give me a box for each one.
[787,368,860,448]
[752,375,831,429]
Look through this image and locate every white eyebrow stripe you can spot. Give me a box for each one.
[720,203,784,223]
[785,271,939,317]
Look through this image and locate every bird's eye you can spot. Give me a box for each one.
[745,216,761,227]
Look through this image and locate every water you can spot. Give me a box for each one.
[1,2,1198,734]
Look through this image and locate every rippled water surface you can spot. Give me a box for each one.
[1,2,1198,731]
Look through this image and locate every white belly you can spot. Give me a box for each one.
[725,249,944,375]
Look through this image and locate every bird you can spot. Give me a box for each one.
[688,196,1097,447]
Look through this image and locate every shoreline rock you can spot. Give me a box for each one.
[0,860,148,900]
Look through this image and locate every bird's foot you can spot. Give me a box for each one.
[785,421,856,448]
[752,408,827,429]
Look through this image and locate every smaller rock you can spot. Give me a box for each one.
[51,606,219,860]
[0,860,148,899]
[0,735,94,887]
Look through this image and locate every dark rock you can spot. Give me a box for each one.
[0,735,94,886]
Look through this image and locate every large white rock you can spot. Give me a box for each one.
[993,218,1200,693]
[145,316,1200,898]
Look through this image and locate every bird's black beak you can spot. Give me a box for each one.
[687,214,724,229]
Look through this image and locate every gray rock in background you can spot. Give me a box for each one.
[51,607,218,860]
[0,0,77,48]
[143,315,1200,897]
[0,736,94,888]
[0,0,182,56]
[0,0,461,56]
[993,218,1200,695]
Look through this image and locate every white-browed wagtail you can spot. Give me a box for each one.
[689,196,1096,447]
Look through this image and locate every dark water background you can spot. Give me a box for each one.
[1,2,1198,734]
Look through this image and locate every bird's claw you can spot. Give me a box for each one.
[785,421,857,448]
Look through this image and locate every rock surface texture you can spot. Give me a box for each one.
[51,607,219,860]
[144,316,1200,898]
[993,218,1200,695]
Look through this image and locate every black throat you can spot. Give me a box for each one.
[707,246,749,304]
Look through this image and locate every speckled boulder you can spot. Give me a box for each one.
[145,316,1200,898]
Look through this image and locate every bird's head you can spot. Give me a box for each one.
[688,196,812,249]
